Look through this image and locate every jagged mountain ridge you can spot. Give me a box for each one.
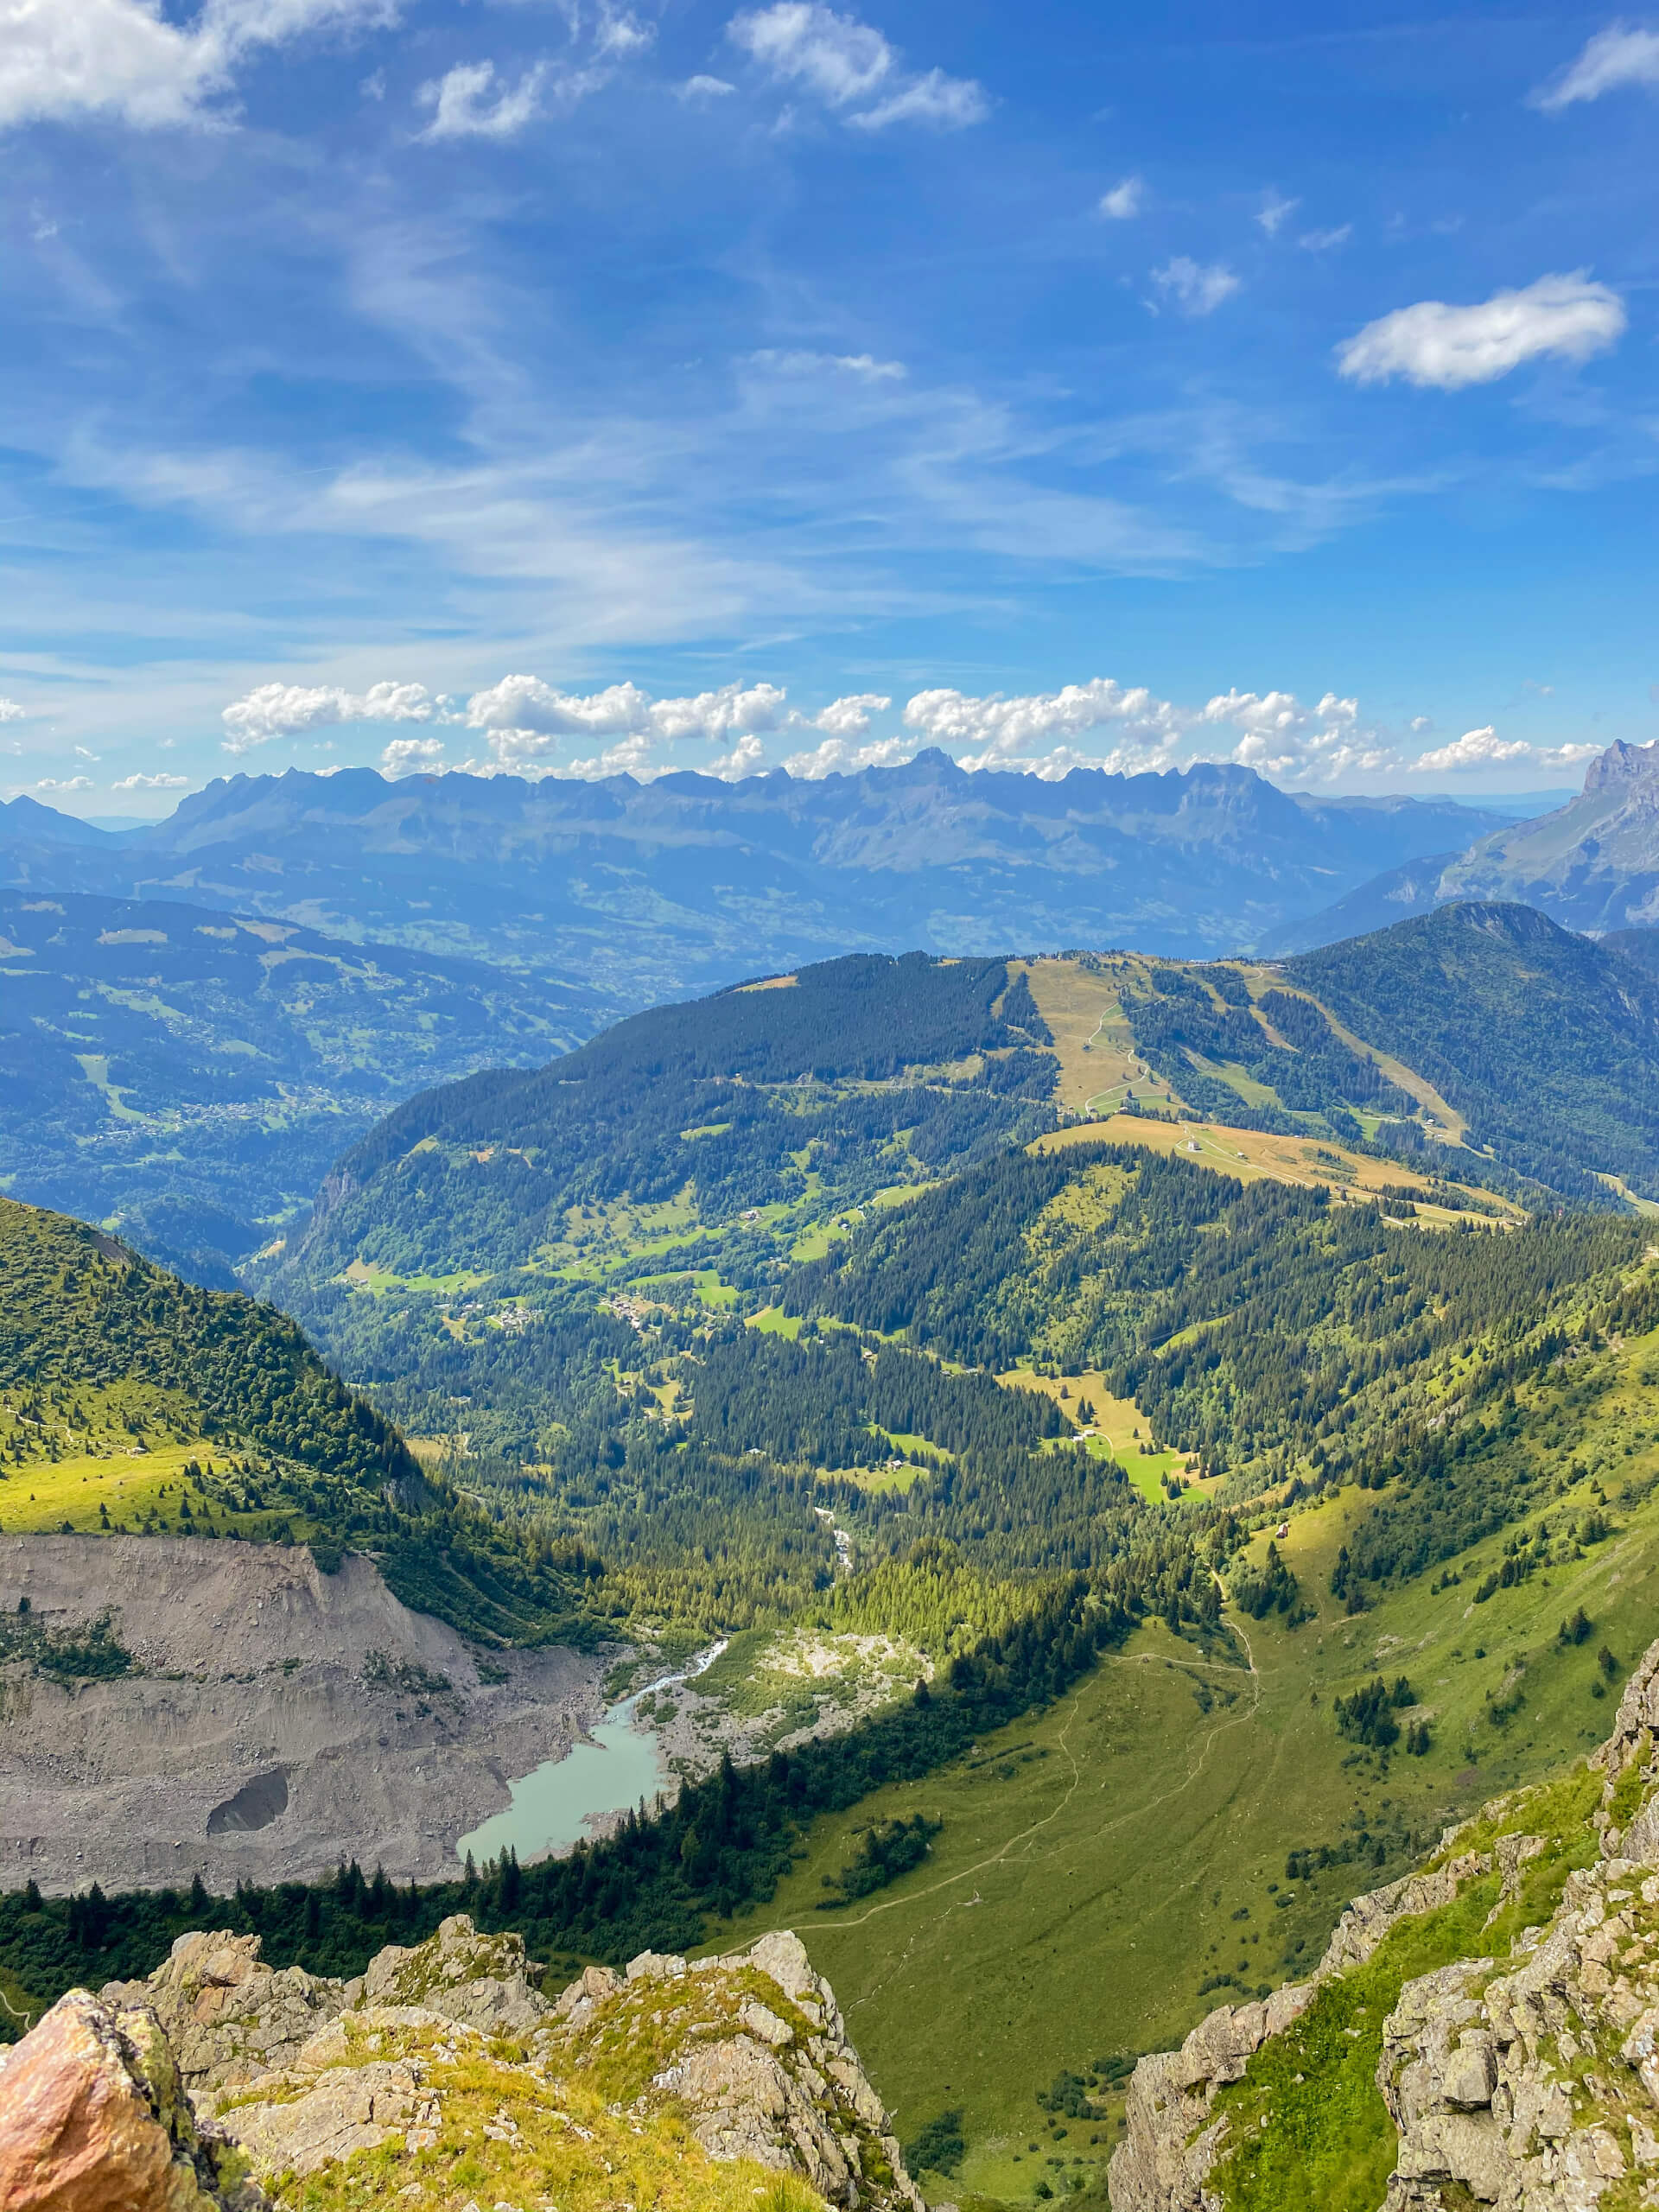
[0,758,1511,990]
[1264,738,1659,954]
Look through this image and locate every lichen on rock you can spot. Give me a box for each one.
[3,1915,919,2212]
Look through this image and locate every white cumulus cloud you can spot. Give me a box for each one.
[1199,689,1395,781]
[221,677,438,753]
[708,733,768,779]
[460,675,828,776]
[0,0,397,133]
[727,2,987,130]
[1151,257,1240,316]
[33,774,93,792]
[1336,272,1626,390]
[648,681,791,742]
[784,732,912,777]
[212,663,1589,793]
[1530,22,1659,110]
[463,675,652,741]
[811,691,890,737]
[680,71,736,98]
[1097,175,1143,220]
[902,677,1185,777]
[0,698,24,721]
[1299,224,1351,251]
[1409,726,1600,774]
[381,734,446,776]
[111,770,191,790]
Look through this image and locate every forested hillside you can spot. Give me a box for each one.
[277,951,1059,1288]
[1283,901,1659,1198]
[0,889,606,1281]
[0,1198,596,1645]
[785,1142,1643,1477]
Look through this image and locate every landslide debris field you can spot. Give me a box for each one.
[0,1536,604,1895]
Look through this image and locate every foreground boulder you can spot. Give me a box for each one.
[0,1988,246,2212]
[2,1916,921,2212]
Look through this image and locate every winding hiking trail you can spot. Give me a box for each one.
[746,1608,1265,1961]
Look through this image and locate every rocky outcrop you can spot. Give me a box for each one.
[1374,1856,1659,2209]
[617,1929,920,2206]
[0,1987,249,2212]
[1107,1847,1509,2212]
[1110,1630,1659,2212]
[99,1930,347,2090]
[1112,1985,1319,2212]
[3,1916,918,2212]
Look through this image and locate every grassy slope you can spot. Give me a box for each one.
[0,1195,595,1643]
[1206,1763,1602,2212]
[696,1315,1659,2208]
[1022,957,1501,1219]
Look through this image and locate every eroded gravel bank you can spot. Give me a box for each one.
[0,1535,606,1895]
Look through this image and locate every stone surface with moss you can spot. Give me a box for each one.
[1109,1631,1659,2212]
[23,1912,923,2212]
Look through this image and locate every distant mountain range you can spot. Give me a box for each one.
[0,755,1514,992]
[1266,738,1659,952]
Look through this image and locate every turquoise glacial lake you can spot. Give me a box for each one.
[455,1642,725,1867]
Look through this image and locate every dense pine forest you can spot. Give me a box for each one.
[1283,903,1659,1198]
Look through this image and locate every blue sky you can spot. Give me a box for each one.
[2,0,1656,810]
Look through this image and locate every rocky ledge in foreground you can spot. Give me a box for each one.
[0,1912,922,2212]
[1109,1630,1659,2212]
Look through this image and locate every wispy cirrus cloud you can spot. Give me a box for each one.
[1256,190,1300,237]
[726,3,988,130]
[1530,22,1659,110]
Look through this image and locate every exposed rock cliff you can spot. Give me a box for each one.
[0,1914,920,2212]
[1109,1631,1659,2212]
